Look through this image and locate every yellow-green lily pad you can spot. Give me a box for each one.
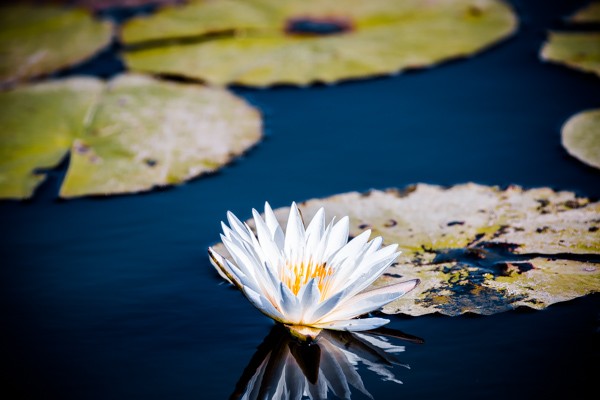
[0,5,114,86]
[569,1,600,23]
[540,32,600,77]
[211,183,600,316]
[0,74,262,199]
[561,108,600,170]
[121,0,517,87]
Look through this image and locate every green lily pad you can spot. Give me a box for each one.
[121,0,517,87]
[211,184,600,316]
[0,5,114,86]
[561,108,600,170]
[569,1,600,23]
[0,74,262,199]
[540,32,600,77]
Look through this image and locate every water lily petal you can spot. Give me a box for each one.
[297,278,321,321]
[252,208,283,269]
[327,247,399,299]
[243,285,286,323]
[319,279,420,322]
[323,216,349,259]
[208,247,235,285]
[340,254,401,300]
[329,229,372,267]
[227,210,252,241]
[304,287,352,323]
[304,207,325,261]
[264,202,284,248]
[278,282,302,322]
[312,317,391,332]
[284,202,305,263]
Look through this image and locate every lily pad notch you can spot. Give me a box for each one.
[121,0,518,87]
[0,74,263,199]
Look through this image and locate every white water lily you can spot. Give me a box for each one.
[209,202,419,340]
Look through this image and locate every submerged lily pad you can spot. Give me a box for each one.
[0,5,114,86]
[0,74,262,199]
[540,32,600,77]
[211,183,600,316]
[561,108,600,170]
[121,0,517,87]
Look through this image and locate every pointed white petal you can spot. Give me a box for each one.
[318,279,419,322]
[323,216,349,258]
[304,287,352,323]
[252,209,283,269]
[312,317,390,331]
[264,202,284,248]
[242,286,286,323]
[284,202,305,260]
[296,278,321,321]
[326,245,399,299]
[329,229,372,266]
[278,283,302,322]
[208,247,235,285]
[304,208,325,256]
[227,211,252,241]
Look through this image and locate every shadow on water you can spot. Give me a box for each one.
[230,324,424,400]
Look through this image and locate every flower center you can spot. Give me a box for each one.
[283,260,332,296]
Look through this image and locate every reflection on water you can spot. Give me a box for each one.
[231,325,424,400]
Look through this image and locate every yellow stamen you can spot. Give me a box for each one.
[282,260,333,296]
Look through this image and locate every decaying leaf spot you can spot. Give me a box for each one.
[0,74,262,199]
[0,5,114,86]
[284,16,354,36]
[540,32,600,77]
[121,0,517,87]
[561,108,600,170]
[211,183,600,316]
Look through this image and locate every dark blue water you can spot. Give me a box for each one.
[1,1,599,399]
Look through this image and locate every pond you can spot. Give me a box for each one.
[1,0,598,399]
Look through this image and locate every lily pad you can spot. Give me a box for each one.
[561,108,600,170]
[0,5,114,86]
[121,0,517,87]
[569,1,600,23]
[211,183,600,316]
[540,32,600,77]
[0,74,262,199]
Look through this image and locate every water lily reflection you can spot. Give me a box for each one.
[231,325,423,400]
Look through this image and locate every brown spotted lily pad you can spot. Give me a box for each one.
[211,183,600,316]
[121,0,517,87]
[561,108,600,170]
[0,74,262,199]
[0,5,114,86]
